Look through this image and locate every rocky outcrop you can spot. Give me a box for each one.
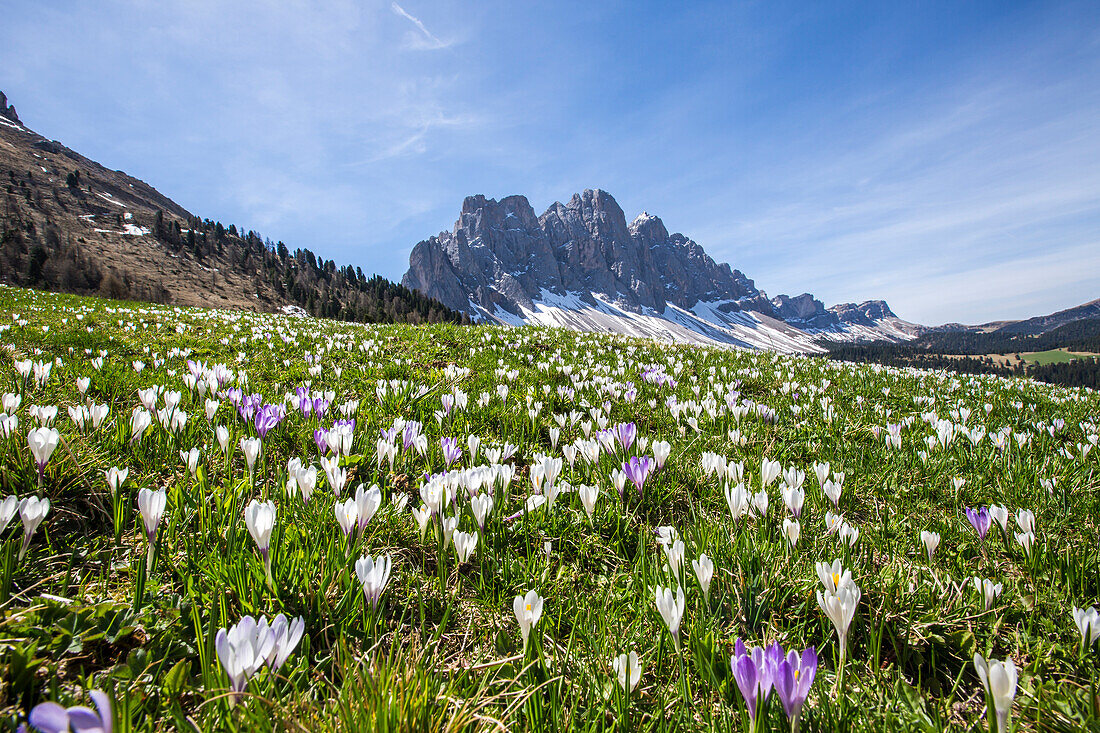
[771,293,839,328]
[0,91,19,123]
[403,188,781,319]
[828,300,898,326]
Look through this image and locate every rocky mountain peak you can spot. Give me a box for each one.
[629,211,670,241]
[0,91,20,124]
[404,188,777,318]
[828,300,898,325]
[771,293,838,328]
[402,189,914,351]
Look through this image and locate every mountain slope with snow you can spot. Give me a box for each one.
[403,189,920,352]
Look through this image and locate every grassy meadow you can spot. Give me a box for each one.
[0,284,1098,731]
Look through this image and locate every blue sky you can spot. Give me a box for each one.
[2,0,1098,324]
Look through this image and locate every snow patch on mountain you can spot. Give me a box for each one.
[404,189,921,353]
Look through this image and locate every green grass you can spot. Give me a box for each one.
[1019,349,1097,365]
[0,283,1098,731]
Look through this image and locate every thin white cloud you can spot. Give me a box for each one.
[391,2,449,50]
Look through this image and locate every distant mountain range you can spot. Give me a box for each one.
[933,298,1100,337]
[402,189,919,352]
[0,92,465,325]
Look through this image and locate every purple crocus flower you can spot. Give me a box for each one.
[313,397,330,419]
[732,653,760,721]
[775,646,817,730]
[403,421,422,451]
[614,422,637,453]
[731,639,783,723]
[313,428,329,454]
[294,387,312,417]
[965,506,992,540]
[26,690,112,733]
[223,387,242,406]
[441,437,462,468]
[623,455,654,496]
[254,404,282,439]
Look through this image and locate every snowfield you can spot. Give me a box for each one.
[468,289,918,354]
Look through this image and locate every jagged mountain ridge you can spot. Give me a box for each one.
[403,189,919,352]
[0,91,465,325]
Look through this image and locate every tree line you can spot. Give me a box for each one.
[825,334,1100,390]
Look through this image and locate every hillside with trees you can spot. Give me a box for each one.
[0,92,467,325]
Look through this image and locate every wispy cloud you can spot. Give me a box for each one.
[391,2,449,50]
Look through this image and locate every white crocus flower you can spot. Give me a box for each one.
[240,437,262,477]
[264,613,306,672]
[760,458,781,488]
[724,483,749,523]
[216,615,274,704]
[245,499,276,584]
[781,485,804,517]
[652,440,671,469]
[751,489,769,517]
[988,505,1009,533]
[411,505,431,541]
[130,408,152,443]
[972,577,1003,611]
[27,426,60,480]
[920,530,940,561]
[973,654,1018,733]
[578,484,599,524]
[180,448,201,477]
[513,589,545,652]
[355,553,393,610]
[1073,606,1100,648]
[105,466,129,493]
[0,495,18,536]
[453,529,478,563]
[817,581,861,669]
[354,483,382,531]
[783,517,800,547]
[295,465,317,504]
[470,492,494,530]
[216,425,230,454]
[18,496,50,561]
[1015,509,1035,535]
[655,584,685,650]
[691,553,714,602]
[137,487,166,542]
[334,498,358,540]
[612,650,642,692]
